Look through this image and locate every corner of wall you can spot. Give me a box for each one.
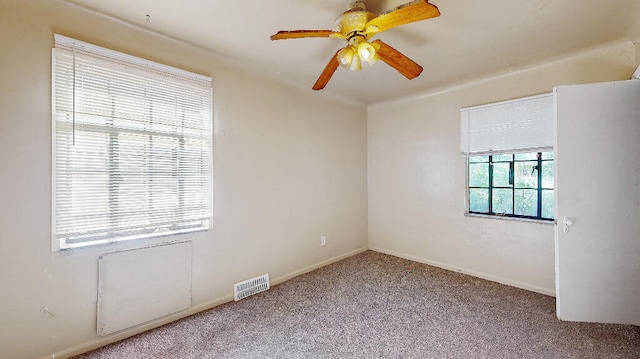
[634,38,640,76]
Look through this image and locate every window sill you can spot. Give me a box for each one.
[53,227,209,254]
[464,213,555,225]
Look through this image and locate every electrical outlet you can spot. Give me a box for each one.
[320,236,326,246]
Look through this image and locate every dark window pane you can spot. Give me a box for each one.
[514,189,537,217]
[542,190,554,219]
[514,152,538,161]
[467,151,554,221]
[492,154,512,162]
[492,189,513,214]
[469,163,489,187]
[541,161,554,189]
[493,162,511,187]
[514,161,538,188]
[469,189,489,213]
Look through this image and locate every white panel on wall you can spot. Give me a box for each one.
[97,241,192,336]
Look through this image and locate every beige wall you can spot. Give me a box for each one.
[2,1,639,358]
[0,1,368,358]
[368,40,638,296]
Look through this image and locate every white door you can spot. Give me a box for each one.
[554,80,640,325]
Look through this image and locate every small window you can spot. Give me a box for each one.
[468,152,554,220]
[52,35,213,250]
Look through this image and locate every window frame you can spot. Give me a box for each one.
[51,35,213,251]
[467,151,554,221]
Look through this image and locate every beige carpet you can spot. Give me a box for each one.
[75,251,640,358]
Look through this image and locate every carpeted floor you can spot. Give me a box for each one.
[74,251,640,358]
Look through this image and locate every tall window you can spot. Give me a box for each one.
[461,93,554,221]
[52,35,213,250]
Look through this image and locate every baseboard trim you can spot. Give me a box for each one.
[47,246,369,359]
[369,246,556,297]
[271,246,369,286]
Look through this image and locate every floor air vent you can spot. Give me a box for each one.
[234,273,270,301]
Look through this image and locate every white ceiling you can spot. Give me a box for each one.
[63,0,640,105]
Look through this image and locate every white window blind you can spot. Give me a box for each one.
[460,93,553,156]
[52,34,213,250]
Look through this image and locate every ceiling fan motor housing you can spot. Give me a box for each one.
[333,3,375,37]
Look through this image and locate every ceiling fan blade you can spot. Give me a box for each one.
[372,40,423,79]
[270,30,344,40]
[312,50,341,91]
[365,0,440,35]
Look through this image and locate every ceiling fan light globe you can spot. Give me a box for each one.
[357,41,376,61]
[338,47,355,67]
[349,54,362,71]
[365,53,380,67]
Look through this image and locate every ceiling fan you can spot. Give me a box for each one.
[270,0,440,91]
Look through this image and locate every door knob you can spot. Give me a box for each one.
[563,217,574,233]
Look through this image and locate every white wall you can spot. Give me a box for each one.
[0,1,368,358]
[368,40,639,296]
